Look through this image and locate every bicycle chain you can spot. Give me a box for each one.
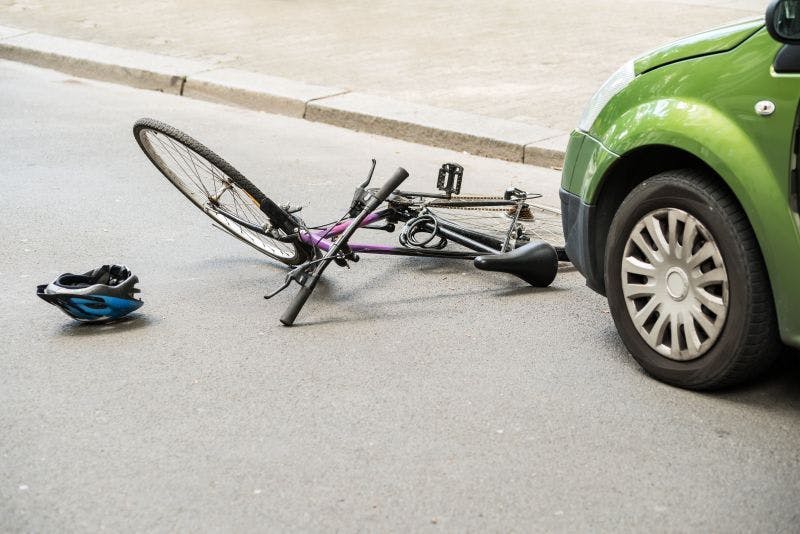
[427,195,512,212]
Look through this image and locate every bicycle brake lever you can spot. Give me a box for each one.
[264,264,312,299]
[348,159,379,217]
[264,278,292,300]
[359,158,377,188]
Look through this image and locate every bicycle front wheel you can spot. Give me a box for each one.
[133,118,307,265]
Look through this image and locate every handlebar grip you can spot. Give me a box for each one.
[373,167,409,204]
[280,284,315,326]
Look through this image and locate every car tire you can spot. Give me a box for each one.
[604,169,780,390]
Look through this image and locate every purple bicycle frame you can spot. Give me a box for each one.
[297,209,483,259]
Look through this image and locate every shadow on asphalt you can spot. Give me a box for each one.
[199,248,577,298]
[714,349,800,412]
[492,285,570,297]
[330,256,567,300]
[395,255,573,287]
[274,254,575,326]
[396,255,475,274]
[289,283,565,327]
[57,313,154,336]
[595,324,800,408]
[198,255,292,272]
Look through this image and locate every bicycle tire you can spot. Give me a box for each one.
[133,118,308,265]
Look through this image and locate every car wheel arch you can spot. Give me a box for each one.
[588,145,744,294]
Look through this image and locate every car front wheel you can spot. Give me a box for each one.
[604,169,779,390]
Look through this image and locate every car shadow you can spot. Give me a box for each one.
[597,325,800,410]
[557,262,577,273]
[712,348,800,412]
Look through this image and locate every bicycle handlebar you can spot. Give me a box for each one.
[280,167,409,326]
[371,167,409,206]
[280,279,318,326]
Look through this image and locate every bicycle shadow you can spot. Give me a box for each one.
[291,262,571,327]
[335,256,564,297]
[202,249,577,293]
[215,250,575,325]
[397,254,574,275]
[198,255,294,273]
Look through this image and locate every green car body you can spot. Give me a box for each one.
[561,19,800,352]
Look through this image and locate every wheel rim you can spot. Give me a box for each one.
[138,128,297,260]
[621,208,729,361]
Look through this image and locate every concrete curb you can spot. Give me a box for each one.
[524,133,572,169]
[0,27,208,94]
[0,25,567,167]
[305,92,565,164]
[183,67,347,118]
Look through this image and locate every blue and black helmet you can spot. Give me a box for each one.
[37,264,143,323]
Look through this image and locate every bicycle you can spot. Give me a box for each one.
[133,118,568,326]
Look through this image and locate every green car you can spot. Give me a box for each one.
[560,0,800,389]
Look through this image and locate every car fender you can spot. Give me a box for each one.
[589,97,800,346]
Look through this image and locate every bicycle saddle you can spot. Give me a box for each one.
[474,241,558,287]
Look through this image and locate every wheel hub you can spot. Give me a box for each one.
[620,208,729,361]
[665,267,689,301]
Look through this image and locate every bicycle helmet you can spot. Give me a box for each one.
[37,264,143,323]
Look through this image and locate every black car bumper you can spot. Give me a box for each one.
[560,188,605,294]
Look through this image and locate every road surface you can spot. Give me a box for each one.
[1,60,798,532]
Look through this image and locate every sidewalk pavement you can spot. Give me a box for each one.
[0,1,764,166]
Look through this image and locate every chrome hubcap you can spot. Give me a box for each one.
[621,208,729,361]
[665,267,689,301]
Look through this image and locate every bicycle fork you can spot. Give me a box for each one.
[278,167,409,326]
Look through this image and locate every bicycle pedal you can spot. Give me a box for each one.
[437,163,463,196]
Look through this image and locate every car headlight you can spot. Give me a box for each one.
[578,60,636,133]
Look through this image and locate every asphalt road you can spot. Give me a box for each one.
[1,60,799,532]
